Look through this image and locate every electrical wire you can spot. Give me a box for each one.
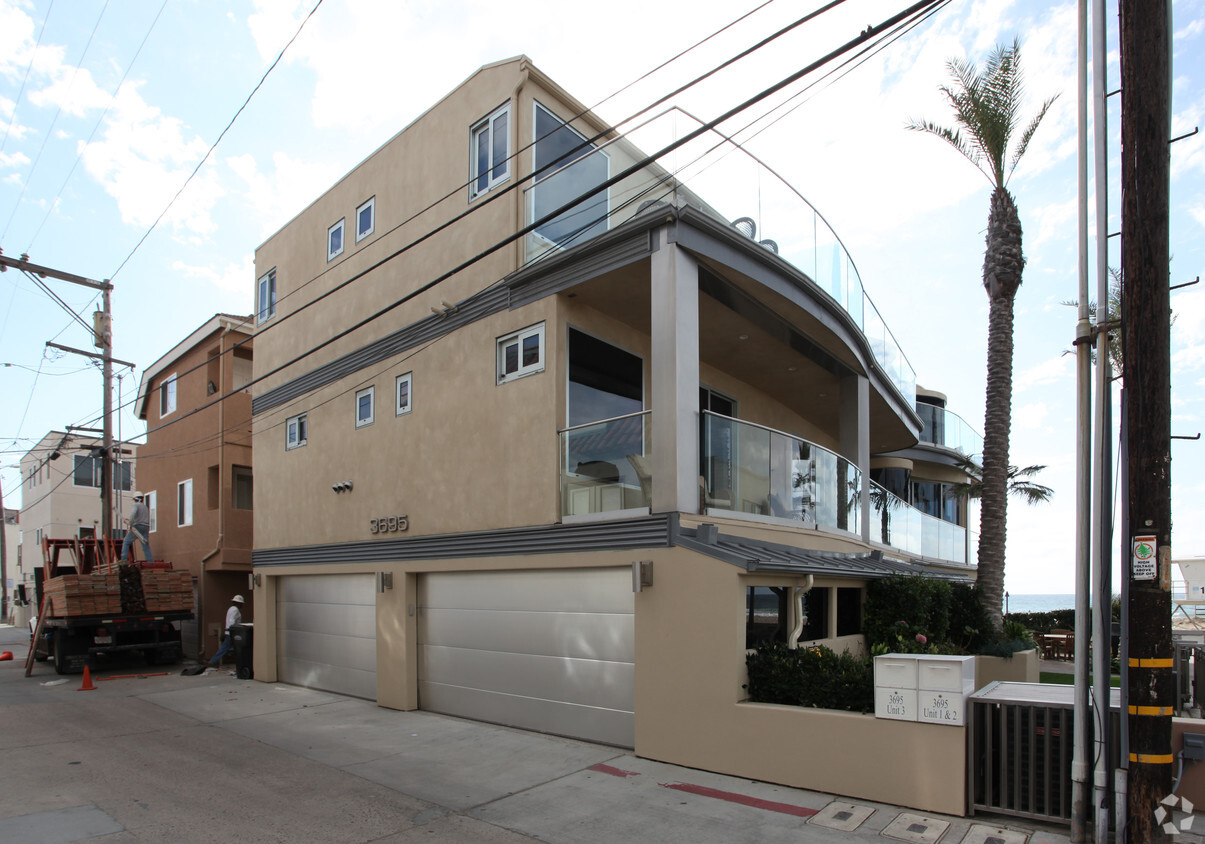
[0,0,54,154]
[109,0,325,281]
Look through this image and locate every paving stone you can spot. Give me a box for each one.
[882,811,951,843]
[960,823,1030,844]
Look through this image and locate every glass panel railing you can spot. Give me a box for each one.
[517,106,917,408]
[560,411,651,517]
[703,412,860,535]
[870,480,967,565]
[916,404,983,458]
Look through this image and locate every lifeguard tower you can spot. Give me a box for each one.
[1174,557,1205,627]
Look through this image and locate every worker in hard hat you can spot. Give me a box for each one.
[208,594,245,668]
[121,493,153,564]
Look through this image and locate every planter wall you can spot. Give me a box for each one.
[975,648,1039,689]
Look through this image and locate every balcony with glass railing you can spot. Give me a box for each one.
[559,411,652,518]
[869,481,968,565]
[916,403,983,458]
[520,106,917,408]
[701,412,862,536]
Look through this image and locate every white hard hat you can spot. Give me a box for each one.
[232,594,245,604]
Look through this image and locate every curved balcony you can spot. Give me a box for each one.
[701,412,861,536]
[869,481,969,565]
[522,106,917,407]
[916,404,983,458]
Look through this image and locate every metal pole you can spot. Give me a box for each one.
[100,286,113,543]
[1091,0,1113,835]
[1072,0,1093,838]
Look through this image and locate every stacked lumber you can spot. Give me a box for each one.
[140,571,193,612]
[118,566,146,614]
[43,575,122,617]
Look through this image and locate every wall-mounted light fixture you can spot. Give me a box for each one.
[331,480,354,493]
[632,560,653,592]
[377,572,394,592]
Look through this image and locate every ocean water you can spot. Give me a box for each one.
[1004,594,1076,615]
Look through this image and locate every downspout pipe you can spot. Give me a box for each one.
[512,64,529,269]
[788,575,815,649]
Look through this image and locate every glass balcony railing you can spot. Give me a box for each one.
[916,404,983,458]
[519,107,917,408]
[560,411,651,517]
[702,412,861,536]
[870,480,968,565]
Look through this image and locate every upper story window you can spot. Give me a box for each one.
[177,478,193,527]
[356,197,375,242]
[286,413,308,449]
[233,466,253,510]
[147,491,158,533]
[258,269,277,324]
[531,102,609,247]
[470,104,509,199]
[328,218,345,261]
[74,455,132,490]
[160,373,177,418]
[395,372,412,415]
[497,323,545,384]
[355,386,375,428]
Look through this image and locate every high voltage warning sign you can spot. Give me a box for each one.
[1132,535,1158,581]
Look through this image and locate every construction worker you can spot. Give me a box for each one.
[208,594,245,667]
[121,493,153,564]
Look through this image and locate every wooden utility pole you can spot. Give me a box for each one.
[1120,0,1173,840]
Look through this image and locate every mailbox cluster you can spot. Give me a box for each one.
[873,654,976,726]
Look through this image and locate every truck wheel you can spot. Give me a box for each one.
[53,633,69,675]
[53,633,86,675]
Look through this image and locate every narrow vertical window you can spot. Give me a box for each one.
[355,386,375,428]
[356,197,375,242]
[147,491,158,533]
[470,104,510,198]
[177,479,193,527]
[286,413,308,449]
[395,372,413,415]
[160,373,177,417]
[258,269,277,323]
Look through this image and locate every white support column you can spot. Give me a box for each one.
[840,374,870,542]
[650,233,700,515]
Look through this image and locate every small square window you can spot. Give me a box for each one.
[286,413,308,449]
[257,269,276,324]
[497,323,545,384]
[395,372,413,416]
[356,197,375,242]
[470,104,510,199]
[160,373,177,418]
[355,386,375,428]
[328,218,345,261]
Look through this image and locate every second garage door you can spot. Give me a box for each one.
[418,568,634,747]
[277,573,377,700]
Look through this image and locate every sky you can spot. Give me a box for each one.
[1,0,1203,595]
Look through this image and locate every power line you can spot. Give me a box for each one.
[109,0,326,281]
[0,0,54,154]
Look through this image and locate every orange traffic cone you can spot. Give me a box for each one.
[77,665,97,691]
[0,651,12,661]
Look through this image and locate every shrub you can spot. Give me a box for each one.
[863,575,955,653]
[745,642,873,713]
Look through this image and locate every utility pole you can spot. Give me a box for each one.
[1120,0,1173,840]
[0,253,128,547]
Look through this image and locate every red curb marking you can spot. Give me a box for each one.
[659,782,818,818]
[589,763,641,778]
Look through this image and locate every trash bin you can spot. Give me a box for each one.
[230,622,254,680]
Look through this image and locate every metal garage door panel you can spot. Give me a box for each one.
[418,568,634,747]
[278,574,376,700]
[420,568,633,614]
[420,608,632,662]
[419,644,633,711]
[419,681,634,748]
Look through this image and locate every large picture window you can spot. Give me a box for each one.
[470,104,509,198]
[530,102,609,247]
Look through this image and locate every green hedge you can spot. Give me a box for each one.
[745,642,874,713]
[863,576,992,654]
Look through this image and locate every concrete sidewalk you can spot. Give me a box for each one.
[0,624,1145,843]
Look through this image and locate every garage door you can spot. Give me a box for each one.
[419,568,634,747]
[277,573,377,700]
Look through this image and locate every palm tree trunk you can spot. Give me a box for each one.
[977,187,1025,631]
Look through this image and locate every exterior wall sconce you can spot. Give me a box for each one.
[632,560,653,592]
[377,572,393,592]
[331,480,354,493]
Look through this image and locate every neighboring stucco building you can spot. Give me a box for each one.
[3,508,18,612]
[249,57,980,814]
[135,314,255,660]
[19,431,139,586]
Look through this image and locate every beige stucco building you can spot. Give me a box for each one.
[250,57,980,814]
[18,431,140,588]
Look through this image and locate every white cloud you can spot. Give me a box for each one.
[0,150,30,170]
[171,255,255,297]
[227,150,343,239]
[1015,401,1049,430]
[1015,355,1073,391]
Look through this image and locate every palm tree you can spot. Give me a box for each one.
[945,454,1054,507]
[907,40,1058,631]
